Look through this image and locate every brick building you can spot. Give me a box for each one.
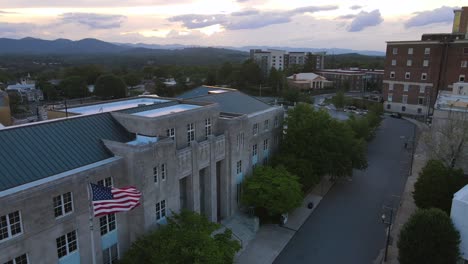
[382,7,468,116]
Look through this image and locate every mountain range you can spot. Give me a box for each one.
[0,37,385,56]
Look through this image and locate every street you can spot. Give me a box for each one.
[274,117,415,264]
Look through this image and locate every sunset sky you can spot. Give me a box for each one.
[0,0,464,51]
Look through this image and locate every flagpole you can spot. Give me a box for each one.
[87,180,97,264]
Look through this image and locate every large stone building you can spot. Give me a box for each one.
[0,86,283,264]
[382,6,468,116]
[250,49,326,76]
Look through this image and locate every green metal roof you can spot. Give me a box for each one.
[0,113,134,192]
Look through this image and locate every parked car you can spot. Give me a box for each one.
[390,113,402,118]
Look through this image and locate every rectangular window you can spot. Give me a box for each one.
[263,139,269,151]
[391,59,396,66]
[404,84,409,92]
[252,123,258,135]
[204,118,212,140]
[97,177,113,188]
[3,254,28,264]
[56,230,78,259]
[274,135,279,145]
[274,116,279,128]
[388,83,394,91]
[166,128,175,140]
[236,184,242,205]
[423,60,429,67]
[264,120,269,131]
[252,144,257,156]
[405,72,411,79]
[236,132,244,150]
[460,75,466,82]
[155,200,166,221]
[161,164,166,181]
[418,97,424,105]
[53,192,73,218]
[462,61,468,68]
[402,95,408,104]
[464,47,468,54]
[390,71,395,79]
[153,166,158,183]
[236,160,242,174]
[99,214,116,236]
[187,123,194,146]
[388,93,393,102]
[407,59,412,66]
[392,47,398,54]
[421,73,427,80]
[424,47,430,55]
[0,211,22,242]
[408,48,413,55]
[419,85,425,94]
[102,244,119,264]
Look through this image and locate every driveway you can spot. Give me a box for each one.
[274,117,415,264]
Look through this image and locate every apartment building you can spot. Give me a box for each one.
[0,86,283,264]
[250,49,326,76]
[316,69,366,91]
[382,7,468,116]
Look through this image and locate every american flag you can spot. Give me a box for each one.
[90,183,142,217]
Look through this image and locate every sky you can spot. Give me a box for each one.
[0,0,464,51]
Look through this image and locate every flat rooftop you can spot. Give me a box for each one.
[436,91,468,112]
[65,97,170,115]
[132,104,201,117]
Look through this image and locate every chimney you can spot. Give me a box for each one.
[453,7,468,34]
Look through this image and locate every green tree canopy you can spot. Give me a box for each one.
[94,74,127,99]
[398,208,460,264]
[279,104,367,187]
[63,65,104,85]
[303,52,317,72]
[332,90,346,108]
[123,72,141,88]
[60,76,88,99]
[120,210,241,264]
[242,166,303,216]
[413,159,467,214]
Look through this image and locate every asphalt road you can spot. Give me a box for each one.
[274,117,415,264]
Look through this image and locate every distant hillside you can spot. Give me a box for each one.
[325,53,385,69]
[0,37,127,54]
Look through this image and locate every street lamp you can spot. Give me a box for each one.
[381,208,394,262]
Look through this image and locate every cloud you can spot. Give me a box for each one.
[169,5,339,30]
[0,0,190,8]
[404,6,455,28]
[348,9,383,32]
[60,13,127,29]
[168,14,227,29]
[350,5,362,10]
[337,14,356,20]
[232,10,260,16]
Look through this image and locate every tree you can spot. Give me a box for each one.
[94,74,127,99]
[279,104,367,188]
[242,166,303,216]
[303,52,316,72]
[424,109,468,168]
[238,59,262,86]
[123,73,141,88]
[63,65,104,85]
[398,208,460,264]
[120,210,241,264]
[217,62,233,84]
[413,160,466,214]
[268,67,282,93]
[332,90,346,109]
[60,76,88,99]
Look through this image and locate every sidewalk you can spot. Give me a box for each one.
[375,118,429,264]
[235,178,334,264]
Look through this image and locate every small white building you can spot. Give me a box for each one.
[451,185,468,262]
[6,83,43,102]
[287,72,332,91]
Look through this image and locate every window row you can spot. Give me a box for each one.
[252,116,280,136]
[389,72,428,80]
[386,94,425,105]
[392,47,430,55]
[391,59,431,67]
[388,84,426,93]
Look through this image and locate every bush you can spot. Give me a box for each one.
[94,74,127,99]
[398,208,460,264]
[413,160,466,214]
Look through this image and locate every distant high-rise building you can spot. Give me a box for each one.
[250,49,326,76]
[382,6,468,116]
